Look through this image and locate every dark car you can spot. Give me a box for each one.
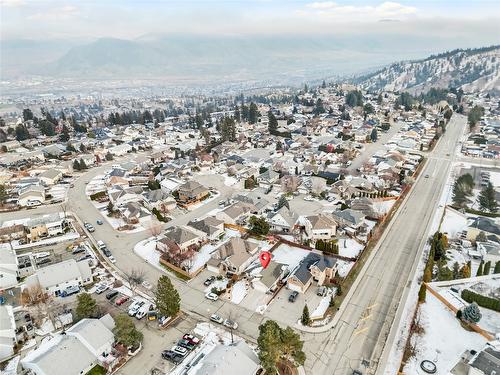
[288,291,299,302]
[106,291,119,300]
[103,249,112,257]
[161,350,184,364]
[177,339,195,351]
[36,258,52,266]
[203,276,216,286]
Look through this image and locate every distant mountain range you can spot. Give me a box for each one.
[354,45,500,94]
[1,36,498,94]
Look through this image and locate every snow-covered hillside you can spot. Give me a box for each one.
[355,46,500,94]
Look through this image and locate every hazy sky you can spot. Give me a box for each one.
[1,0,500,43]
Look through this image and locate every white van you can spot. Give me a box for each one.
[128,300,145,317]
[135,303,153,320]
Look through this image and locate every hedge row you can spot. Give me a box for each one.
[461,289,500,312]
[89,191,107,201]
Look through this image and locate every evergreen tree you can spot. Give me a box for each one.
[155,275,181,318]
[38,119,56,136]
[257,320,305,373]
[234,107,241,122]
[249,216,270,235]
[79,143,87,153]
[0,184,8,205]
[60,124,70,142]
[301,305,311,326]
[494,261,500,274]
[461,302,481,324]
[377,94,383,105]
[22,108,34,121]
[418,284,426,302]
[268,111,278,134]
[15,124,30,141]
[467,105,484,129]
[79,159,87,170]
[452,262,460,279]
[483,261,491,275]
[478,182,498,213]
[476,260,484,276]
[113,314,143,347]
[248,102,259,124]
[75,293,98,320]
[370,128,378,142]
[105,152,114,161]
[73,159,81,171]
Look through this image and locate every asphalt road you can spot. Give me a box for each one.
[304,114,466,375]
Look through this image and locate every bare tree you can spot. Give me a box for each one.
[21,284,58,329]
[124,268,146,297]
[60,202,69,220]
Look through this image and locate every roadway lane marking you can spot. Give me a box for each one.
[353,326,369,336]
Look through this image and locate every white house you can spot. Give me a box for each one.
[108,143,132,156]
[269,207,298,233]
[38,169,63,186]
[0,305,16,362]
[21,314,116,375]
[25,259,92,297]
[18,185,46,207]
[0,243,19,288]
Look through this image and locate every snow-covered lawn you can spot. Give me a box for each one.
[489,171,500,188]
[187,243,218,273]
[230,280,247,304]
[338,238,364,258]
[440,208,469,239]
[372,199,396,216]
[403,292,486,375]
[337,260,355,278]
[133,238,161,268]
[310,294,331,320]
[445,248,467,269]
[271,243,309,270]
[223,175,238,187]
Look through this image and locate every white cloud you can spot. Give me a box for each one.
[0,0,25,7]
[304,1,417,21]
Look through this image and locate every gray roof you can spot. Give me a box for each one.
[163,226,199,244]
[195,341,259,375]
[187,217,224,236]
[332,209,365,226]
[470,346,500,374]
[67,315,115,354]
[39,169,62,180]
[292,252,337,285]
[469,217,500,236]
[36,259,88,289]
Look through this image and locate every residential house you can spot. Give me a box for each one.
[192,341,260,375]
[0,305,16,362]
[120,202,151,225]
[302,214,337,241]
[0,243,19,288]
[269,207,298,233]
[18,185,46,207]
[216,202,255,225]
[332,209,366,236]
[21,314,116,375]
[257,169,280,188]
[212,237,259,275]
[187,217,225,241]
[467,217,500,241]
[25,259,93,297]
[287,252,337,293]
[157,226,201,254]
[177,181,209,205]
[25,213,70,242]
[38,169,63,186]
[142,189,176,212]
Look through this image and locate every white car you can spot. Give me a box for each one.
[223,319,238,330]
[210,314,223,324]
[128,301,145,317]
[205,292,219,301]
[142,280,152,290]
[108,256,116,264]
[172,346,188,356]
[95,283,109,294]
[304,196,314,201]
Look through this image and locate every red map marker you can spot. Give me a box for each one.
[259,251,271,269]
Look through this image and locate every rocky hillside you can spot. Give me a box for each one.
[355,46,500,94]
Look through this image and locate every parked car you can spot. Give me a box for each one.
[205,292,219,301]
[317,286,327,297]
[128,301,145,317]
[115,296,129,306]
[36,258,52,266]
[95,284,109,294]
[72,246,85,255]
[203,276,216,286]
[96,220,103,225]
[106,290,119,300]
[162,350,184,364]
[177,339,196,351]
[288,291,299,302]
[158,315,171,326]
[108,255,116,263]
[210,314,223,324]
[84,222,95,232]
[223,319,238,330]
[182,334,200,345]
[172,346,188,356]
[103,249,112,257]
